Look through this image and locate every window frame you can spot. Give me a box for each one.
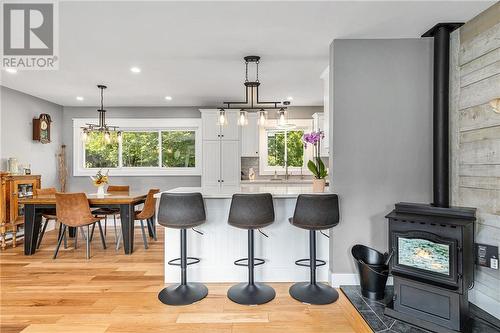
[258,119,313,175]
[73,118,202,176]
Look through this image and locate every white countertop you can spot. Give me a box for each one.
[240,179,314,184]
[155,184,330,199]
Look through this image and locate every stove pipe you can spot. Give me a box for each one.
[422,23,463,208]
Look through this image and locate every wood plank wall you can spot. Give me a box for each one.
[451,2,500,318]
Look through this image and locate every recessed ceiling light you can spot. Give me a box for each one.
[76,96,84,101]
[286,96,293,101]
[165,96,173,101]
[130,66,141,73]
[5,68,17,74]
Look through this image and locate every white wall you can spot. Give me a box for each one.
[329,39,434,275]
[1,86,63,189]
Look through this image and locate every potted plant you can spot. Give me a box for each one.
[90,169,109,197]
[303,131,327,192]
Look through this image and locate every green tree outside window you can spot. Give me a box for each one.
[162,131,196,167]
[122,132,159,167]
[267,130,304,167]
[85,132,118,168]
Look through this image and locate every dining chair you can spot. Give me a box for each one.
[115,189,160,250]
[54,193,107,259]
[34,187,66,249]
[92,185,129,244]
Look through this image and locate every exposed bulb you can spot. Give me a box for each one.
[104,131,111,144]
[258,111,267,126]
[81,130,88,143]
[278,110,286,126]
[238,111,248,126]
[218,110,226,126]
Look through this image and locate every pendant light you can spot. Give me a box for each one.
[217,56,287,126]
[81,85,121,144]
[258,109,267,126]
[218,108,227,126]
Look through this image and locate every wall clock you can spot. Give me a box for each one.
[33,113,52,144]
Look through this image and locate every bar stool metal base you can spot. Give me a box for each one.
[158,283,208,306]
[289,282,339,305]
[227,282,276,305]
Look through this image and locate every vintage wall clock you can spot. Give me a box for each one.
[33,113,52,144]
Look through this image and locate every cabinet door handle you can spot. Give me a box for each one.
[221,180,224,183]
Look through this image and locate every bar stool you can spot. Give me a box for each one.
[157,192,208,305]
[227,193,276,305]
[289,194,340,305]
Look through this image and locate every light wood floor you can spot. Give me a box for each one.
[1,228,371,333]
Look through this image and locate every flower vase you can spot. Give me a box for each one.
[97,185,105,197]
[312,179,326,193]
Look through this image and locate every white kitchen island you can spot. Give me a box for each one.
[155,185,331,284]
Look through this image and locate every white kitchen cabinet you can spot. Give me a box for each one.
[320,66,330,155]
[200,109,241,192]
[312,112,329,157]
[201,109,239,141]
[240,113,259,157]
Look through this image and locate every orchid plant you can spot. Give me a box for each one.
[303,131,327,179]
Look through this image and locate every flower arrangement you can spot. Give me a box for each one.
[303,131,327,180]
[90,169,109,187]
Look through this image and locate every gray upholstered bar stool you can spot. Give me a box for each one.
[157,192,208,306]
[289,194,340,305]
[227,193,276,305]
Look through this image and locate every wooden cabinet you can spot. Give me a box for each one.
[200,109,241,192]
[0,174,41,249]
[241,113,259,157]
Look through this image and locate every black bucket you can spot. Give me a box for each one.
[351,245,390,300]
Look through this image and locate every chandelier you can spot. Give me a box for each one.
[218,56,288,126]
[81,85,121,144]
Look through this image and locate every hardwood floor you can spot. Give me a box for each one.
[0,228,371,333]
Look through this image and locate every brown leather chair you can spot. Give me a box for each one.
[34,188,61,249]
[92,185,130,243]
[116,189,159,250]
[54,193,107,259]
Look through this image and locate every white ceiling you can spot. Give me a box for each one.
[0,1,493,107]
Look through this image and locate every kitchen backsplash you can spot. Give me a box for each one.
[241,157,328,181]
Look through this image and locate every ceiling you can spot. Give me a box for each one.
[0,1,493,107]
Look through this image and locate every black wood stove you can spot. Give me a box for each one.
[384,23,477,333]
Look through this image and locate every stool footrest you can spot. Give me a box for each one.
[295,258,326,267]
[234,257,265,267]
[168,257,200,266]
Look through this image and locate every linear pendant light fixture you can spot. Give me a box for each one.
[217,55,288,127]
[81,85,121,144]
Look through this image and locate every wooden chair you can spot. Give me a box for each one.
[92,185,129,244]
[54,193,107,259]
[116,189,159,250]
[34,188,64,249]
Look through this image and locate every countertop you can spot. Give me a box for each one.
[154,184,330,199]
[240,179,315,184]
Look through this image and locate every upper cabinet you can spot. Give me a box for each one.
[240,113,259,157]
[320,66,330,154]
[312,113,329,157]
[201,109,240,141]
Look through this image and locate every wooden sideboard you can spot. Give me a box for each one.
[0,173,41,249]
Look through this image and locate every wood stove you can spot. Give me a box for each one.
[384,23,477,333]
[385,203,475,332]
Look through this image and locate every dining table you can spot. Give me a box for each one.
[19,191,150,255]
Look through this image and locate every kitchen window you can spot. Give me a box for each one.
[259,119,313,175]
[74,118,202,176]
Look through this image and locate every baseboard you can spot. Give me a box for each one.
[329,272,393,288]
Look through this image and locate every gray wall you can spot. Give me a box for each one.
[329,39,433,274]
[1,86,63,188]
[63,106,321,193]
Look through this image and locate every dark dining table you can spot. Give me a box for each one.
[19,191,150,255]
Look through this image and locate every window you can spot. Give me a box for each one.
[74,118,202,176]
[259,119,313,175]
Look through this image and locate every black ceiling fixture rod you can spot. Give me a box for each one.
[422,23,463,208]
